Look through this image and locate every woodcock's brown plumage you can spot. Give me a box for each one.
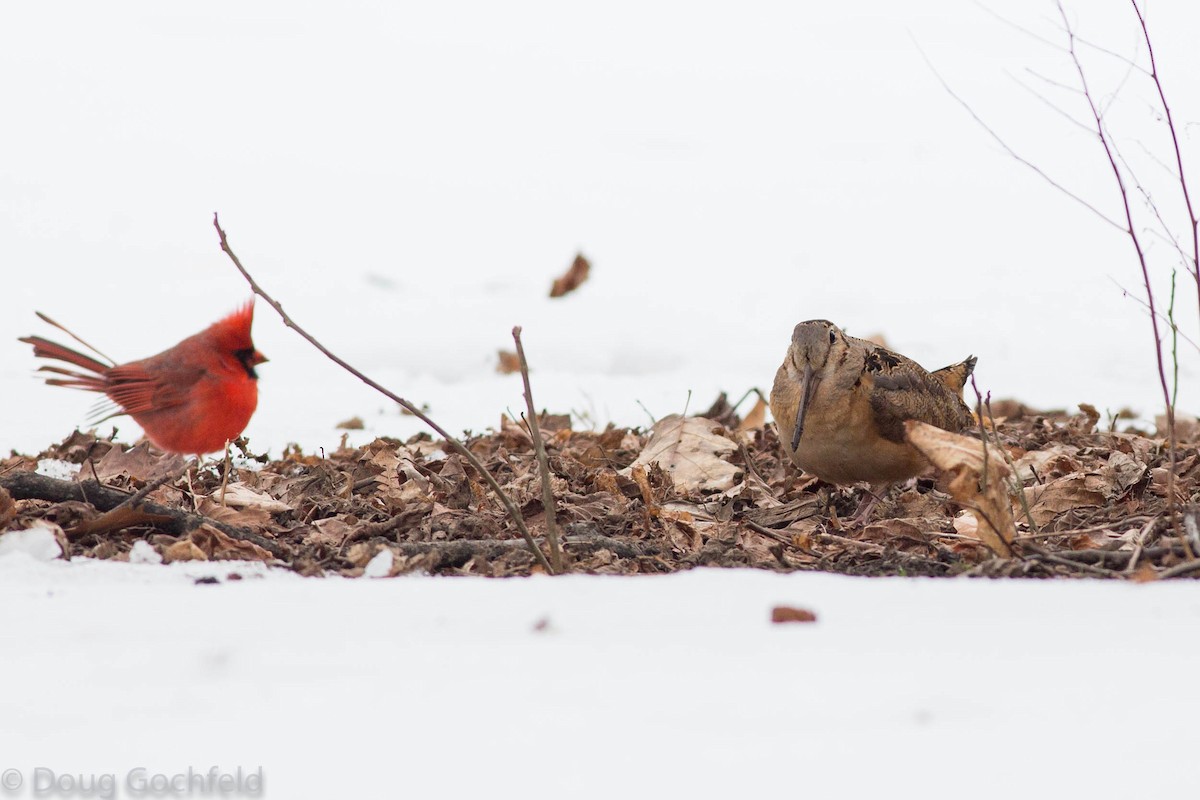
[770,320,975,486]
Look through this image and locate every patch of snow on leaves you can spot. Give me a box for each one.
[129,540,163,566]
[36,459,80,480]
[0,523,63,561]
[363,548,394,578]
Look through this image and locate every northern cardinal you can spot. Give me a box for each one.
[20,301,267,455]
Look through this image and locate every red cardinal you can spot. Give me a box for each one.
[20,301,267,455]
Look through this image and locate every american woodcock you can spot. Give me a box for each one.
[770,320,976,488]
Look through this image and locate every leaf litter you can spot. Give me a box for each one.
[1,397,1197,579]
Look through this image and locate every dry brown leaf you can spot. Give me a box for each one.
[1022,473,1108,527]
[193,498,275,532]
[496,350,521,374]
[904,421,1016,557]
[623,414,739,493]
[162,538,207,563]
[336,416,365,430]
[1072,403,1101,433]
[737,396,768,432]
[86,442,186,484]
[0,486,16,529]
[1013,445,1081,483]
[953,511,979,538]
[549,253,590,298]
[209,483,292,514]
[1102,452,1148,496]
[1130,562,1159,583]
[771,606,818,624]
[189,524,273,561]
[306,516,354,548]
[630,465,657,514]
[862,518,926,543]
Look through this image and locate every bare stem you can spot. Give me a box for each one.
[1054,1,1184,553]
[1130,0,1200,300]
[512,327,563,572]
[211,213,554,574]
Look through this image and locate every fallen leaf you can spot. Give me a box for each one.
[86,442,186,484]
[737,396,768,432]
[1102,451,1148,496]
[1022,473,1108,527]
[771,606,817,624]
[1130,562,1159,583]
[953,511,979,538]
[162,539,207,563]
[336,416,364,430]
[189,524,273,562]
[862,518,926,543]
[209,483,292,514]
[549,252,590,298]
[194,497,275,532]
[1012,445,1081,483]
[496,350,521,374]
[623,414,740,493]
[1072,403,1100,434]
[306,516,354,548]
[904,421,1016,557]
[0,487,14,529]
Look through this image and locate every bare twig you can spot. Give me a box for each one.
[1157,558,1200,580]
[1109,277,1200,354]
[512,326,563,572]
[1130,0,1200,303]
[211,214,554,574]
[1027,544,1118,575]
[1054,1,1187,557]
[109,460,190,514]
[912,37,1125,233]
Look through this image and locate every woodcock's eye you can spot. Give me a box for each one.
[828,329,837,344]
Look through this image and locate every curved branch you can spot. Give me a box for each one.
[211,214,554,574]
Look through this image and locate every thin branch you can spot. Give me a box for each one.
[1130,0,1200,303]
[1108,277,1200,354]
[512,326,563,572]
[974,1,1150,78]
[211,214,554,574]
[1055,0,1186,557]
[1020,66,1086,97]
[913,37,1125,232]
[1007,69,1094,136]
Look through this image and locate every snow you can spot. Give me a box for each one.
[362,547,394,578]
[0,559,1197,797]
[2,2,1199,796]
[128,540,164,566]
[36,459,81,480]
[0,524,62,561]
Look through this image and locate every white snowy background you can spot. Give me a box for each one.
[2,2,1199,798]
